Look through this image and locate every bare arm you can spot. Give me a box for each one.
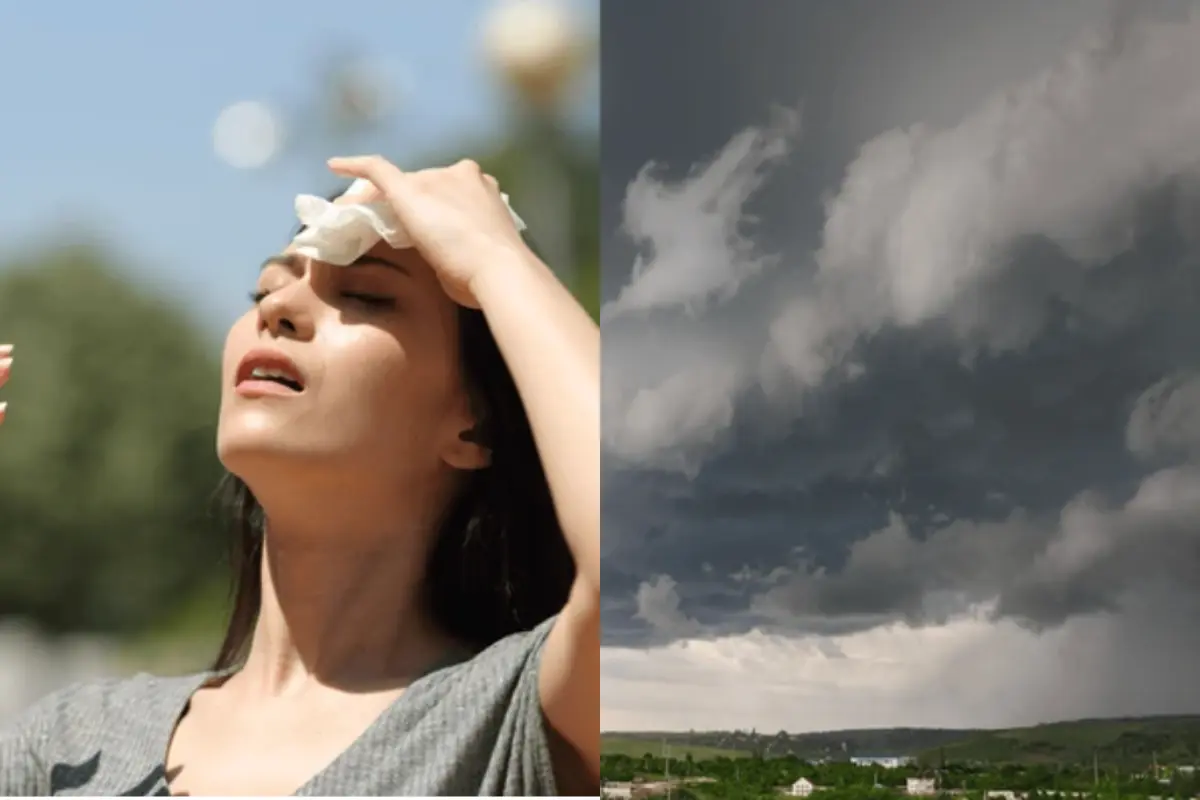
[322,155,601,785]
[472,250,600,785]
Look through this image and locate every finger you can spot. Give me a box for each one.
[332,177,385,206]
[0,346,10,424]
[453,158,482,176]
[0,351,11,392]
[327,155,405,194]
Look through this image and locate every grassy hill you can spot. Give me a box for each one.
[605,716,1200,767]
[604,728,975,762]
[918,716,1200,767]
[602,735,749,760]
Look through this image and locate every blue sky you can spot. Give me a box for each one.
[0,0,597,338]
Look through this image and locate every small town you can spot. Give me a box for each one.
[600,748,1200,800]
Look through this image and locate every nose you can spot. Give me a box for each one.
[257,280,317,340]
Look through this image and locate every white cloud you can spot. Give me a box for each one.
[605,8,1200,473]
[602,609,1064,733]
[604,361,742,474]
[602,107,799,324]
[764,6,1200,396]
[635,575,704,638]
[601,595,1196,732]
[600,109,801,472]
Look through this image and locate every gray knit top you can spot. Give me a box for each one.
[0,616,558,796]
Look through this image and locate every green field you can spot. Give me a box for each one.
[606,715,1200,768]
[602,736,749,760]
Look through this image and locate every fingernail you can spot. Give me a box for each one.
[0,344,12,356]
[0,402,8,415]
[0,358,11,371]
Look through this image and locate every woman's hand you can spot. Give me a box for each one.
[327,155,532,308]
[0,345,11,424]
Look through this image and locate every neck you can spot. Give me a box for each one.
[233,481,458,697]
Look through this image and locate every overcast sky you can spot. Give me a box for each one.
[600,0,1200,733]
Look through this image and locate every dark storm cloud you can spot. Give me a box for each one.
[609,222,1200,641]
[607,205,1200,639]
[600,0,1200,686]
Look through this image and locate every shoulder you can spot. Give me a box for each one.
[12,671,203,758]
[19,672,196,726]
[1,672,204,796]
[451,614,558,685]
[366,616,560,795]
[480,614,559,661]
[454,617,560,791]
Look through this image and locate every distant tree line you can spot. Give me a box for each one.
[0,246,226,637]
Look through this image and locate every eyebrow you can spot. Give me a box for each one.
[259,252,409,275]
[260,253,302,273]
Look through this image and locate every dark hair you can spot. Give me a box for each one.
[210,201,575,671]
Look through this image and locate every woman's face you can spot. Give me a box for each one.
[217,240,483,496]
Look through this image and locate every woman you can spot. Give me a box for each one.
[0,156,600,796]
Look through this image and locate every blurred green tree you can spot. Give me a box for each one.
[0,244,226,636]
[366,133,600,320]
[473,131,600,319]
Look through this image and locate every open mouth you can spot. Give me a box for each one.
[246,366,303,392]
[236,351,306,394]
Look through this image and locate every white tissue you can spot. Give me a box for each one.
[290,179,527,267]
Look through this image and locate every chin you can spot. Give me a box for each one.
[218,423,306,474]
[218,423,356,488]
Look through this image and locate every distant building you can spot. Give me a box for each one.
[906,778,937,796]
[601,780,673,800]
[789,777,820,796]
[851,756,914,769]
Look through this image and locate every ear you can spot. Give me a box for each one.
[442,425,492,471]
[440,390,492,471]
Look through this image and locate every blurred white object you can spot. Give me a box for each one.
[0,619,121,726]
[481,0,586,109]
[291,179,527,266]
[212,100,283,170]
[0,619,213,727]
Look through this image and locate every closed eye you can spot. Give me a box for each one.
[246,289,395,309]
[342,292,395,309]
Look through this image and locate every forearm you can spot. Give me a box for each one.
[471,248,600,596]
